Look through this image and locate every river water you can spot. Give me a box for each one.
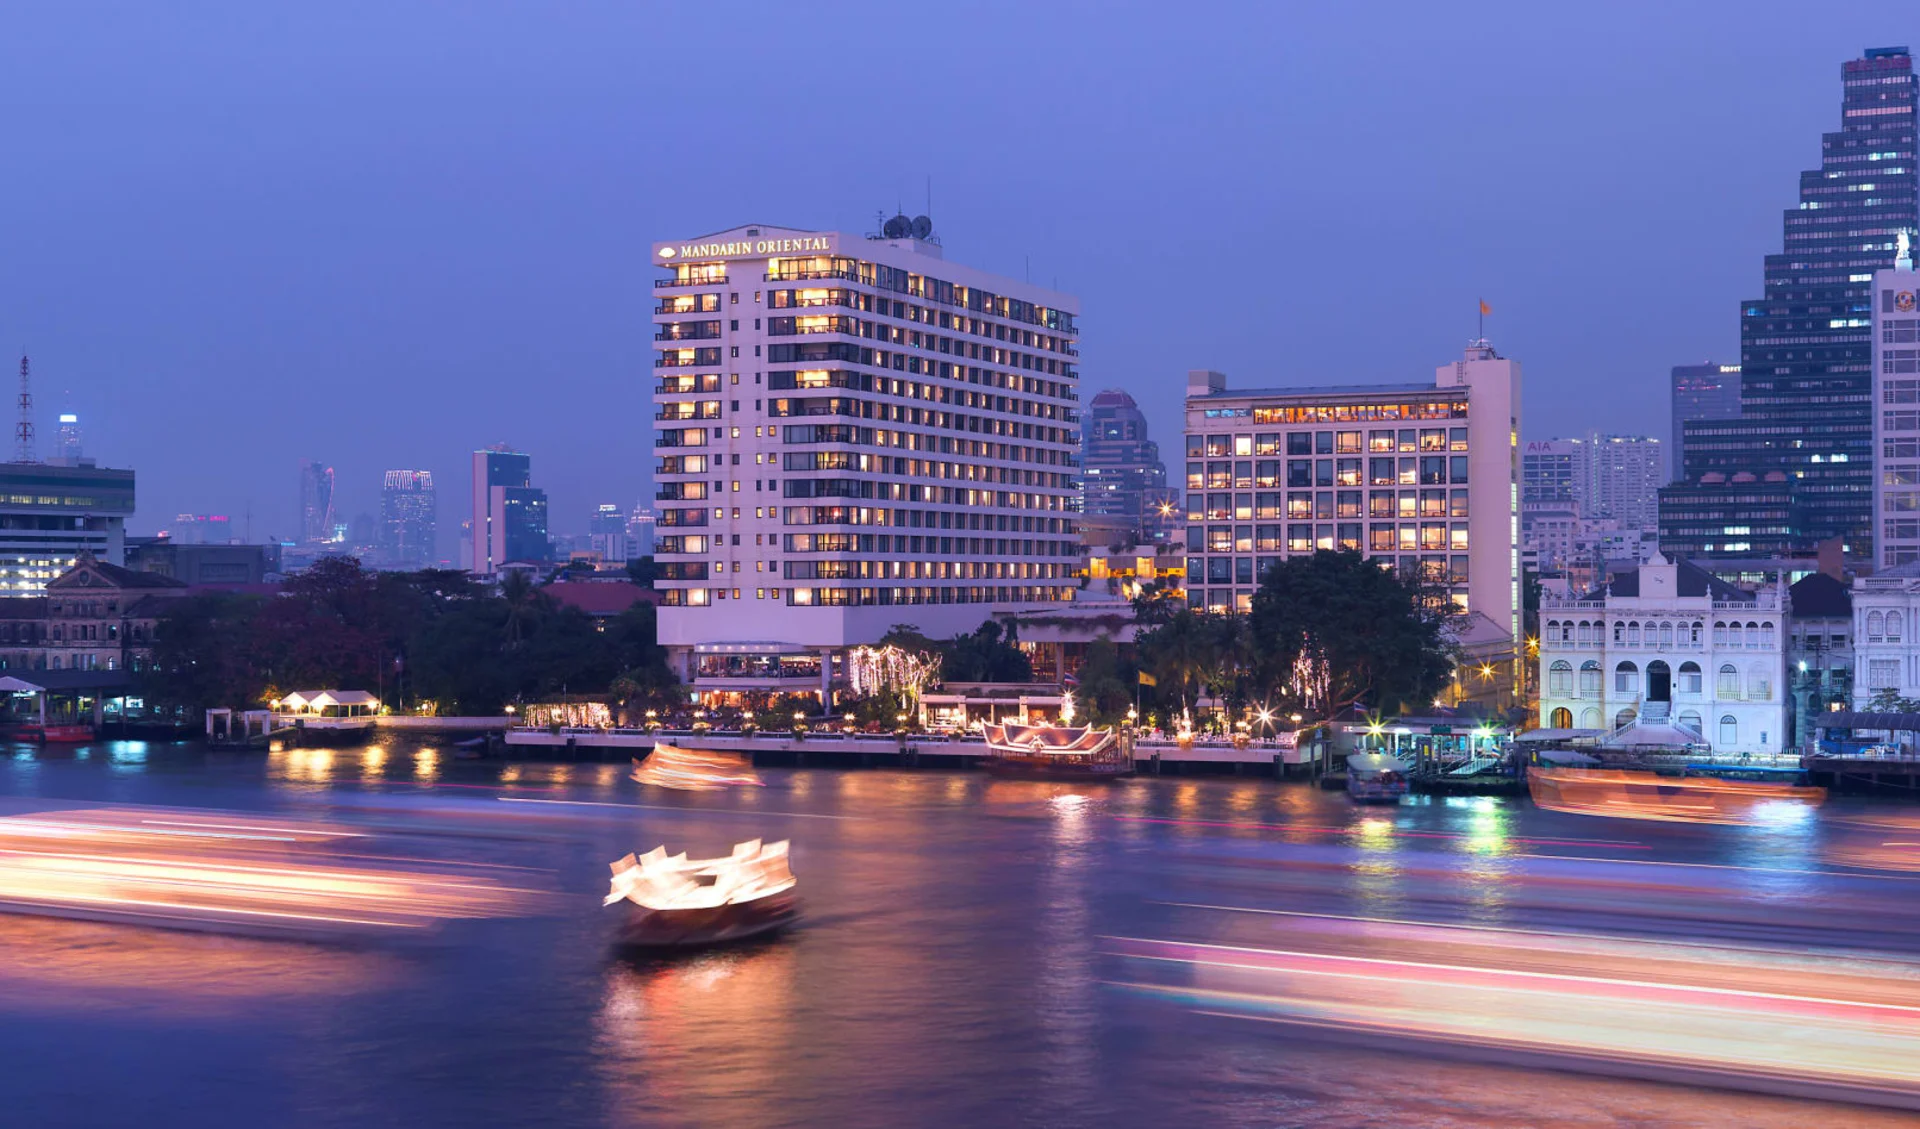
[1,738,1916,1128]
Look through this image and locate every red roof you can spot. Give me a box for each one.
[546,582,656,617]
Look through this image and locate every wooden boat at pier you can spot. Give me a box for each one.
[981,722,1131,779]
[604,839,799,949]
[1528,766,1826,824]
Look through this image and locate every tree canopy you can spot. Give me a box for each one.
[1245,550,1455,724]
[142,558,675,716]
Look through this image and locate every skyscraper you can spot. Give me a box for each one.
[299,460,335,545]
[1669,362,1741,482]
[1081,388,1176,542]
[380,470,437,569]
[1521,440,1579,504]
[53,413,83,466]
[588,503,632,562]
[469,447,548,573]
[1582,435,1664,531]
[1662,47,1918,560]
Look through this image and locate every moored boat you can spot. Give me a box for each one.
[604,839,799,949]
[1345,753,1410,803]
[981,722,1130,779]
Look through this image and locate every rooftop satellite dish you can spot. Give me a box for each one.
[910,215,932,240]
[882,214,911,239]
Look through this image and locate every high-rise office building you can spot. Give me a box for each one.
[1873,246,1920,565]
[1662,47,1918,560]
[628,505,656,557]
[469,448,549,572]
[298,460,335,545]
[650,220,1080,700]
[1669,362,1741,482]
[1583,435,1664,531]
[585,503,633,562]
[0,463,135,594]
[1081,388,1176,543]
[1522,440,1579,504]
[1182,341,1521,643]
[379,470,437,569]
[52,413,83,466]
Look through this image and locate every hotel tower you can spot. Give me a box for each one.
[650,220,1082,701]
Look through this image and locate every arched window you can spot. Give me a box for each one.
[1746,622,1760,648]
[1690,621,1701,646]
[1614,661,1639,694]
[1890,613,1905,644]
[1713,621,1726,647]
[1678,709,1703,736]
[1579,707,1602,729]
[1678,661,1702,695]
[1717,663,1740,697]
[1614,708,1637,728]
[1719,715,1738,747]
[1550,707,1572,729]
[1548,660,1573,695]
[1579,660,1602,695]
[1659,622,1674,648]
[1748,663,1771,700]
[1561,620,1573,643]
[1577,621,1592,645]
[1870,611,1886,642]
[1545,619,1559,643]
[1627,622,1641,646]
[1613,621,1624,644]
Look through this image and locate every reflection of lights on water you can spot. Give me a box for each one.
[361,746,387,774]
[1357,819,1393,842]
[414,750,439,779]
[499,766,521,784]
[596,764,618,788]
[1748,799,1815,827]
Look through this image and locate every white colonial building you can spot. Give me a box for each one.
[1537,554,1787,755]
[1850,561,1920,708]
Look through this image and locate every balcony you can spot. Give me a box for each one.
[655,275,727,288]
[766,268,862,284]
[656,375,722,394]
[655,324,721,341]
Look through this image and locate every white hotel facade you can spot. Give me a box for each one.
[650,223,1081,701]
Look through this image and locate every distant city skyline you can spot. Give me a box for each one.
[3,9,1912,541]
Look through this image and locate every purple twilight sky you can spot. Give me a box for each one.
[0,3,1910,555]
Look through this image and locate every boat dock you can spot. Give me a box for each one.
[503,727,1309,775]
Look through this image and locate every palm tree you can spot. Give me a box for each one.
[500,570,542,648]
[1141,610,1213,712]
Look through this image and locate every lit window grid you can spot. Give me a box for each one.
[1181,416,1476,615]
[651,256,1080,609]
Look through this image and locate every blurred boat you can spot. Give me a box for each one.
[1528,766,1825,823]
[604,839,799,948]
[982,722,1130,779]
[1345,753,1410,803]
[630,744,763,791]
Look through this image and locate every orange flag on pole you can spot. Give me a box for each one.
[1479,299,1492,316]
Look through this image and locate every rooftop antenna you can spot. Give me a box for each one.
[16,354,35,464]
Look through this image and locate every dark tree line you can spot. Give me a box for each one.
[142,558,674,716]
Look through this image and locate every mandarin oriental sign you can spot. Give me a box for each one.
[658,234,834,261]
